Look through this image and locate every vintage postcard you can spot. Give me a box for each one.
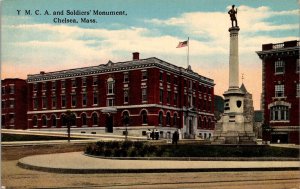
[1,0,299,188]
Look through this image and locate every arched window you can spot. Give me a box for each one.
[166,112,171,126]
[107,77,115,95]
[81,113,87,126]
[208,118,212,128]
[158,111,163,125]
[51,115,57,127]
[173,113,178,127]
[32,116,38,127]
[92,113,98,126]
[204,133,207,139]
[203,117,207,128]
[61,114,67,127]
[42,115,47,126]
[198,116,202,128]
[141,110,147,124]
[71,114,76,126]
[123,111,130,125]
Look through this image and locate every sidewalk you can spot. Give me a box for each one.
[18,152,300,173]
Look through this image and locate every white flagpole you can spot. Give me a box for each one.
[187,37,190,68]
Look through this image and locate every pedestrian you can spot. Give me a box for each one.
[151,129,155,140]
[173,130,179,145]
[155,129,159,140]
[172,132,176,144]
[146,129,151,140]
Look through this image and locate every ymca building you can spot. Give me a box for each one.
[23,53,215,139]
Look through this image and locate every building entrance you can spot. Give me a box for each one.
[106,114,114,133]
[271,133,288,143]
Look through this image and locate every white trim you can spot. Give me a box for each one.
[27,59,214,85]
[270,120,290,123]
[27,104,214,116]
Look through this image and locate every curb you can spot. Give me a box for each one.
[84,153,300,161]
[17,161,300,174]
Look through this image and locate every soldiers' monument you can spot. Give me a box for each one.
[213,5,256,144]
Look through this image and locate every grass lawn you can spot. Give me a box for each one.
[1,133,85,141]
[86,141,300,158]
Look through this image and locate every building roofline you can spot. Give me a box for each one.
[27,57,214,85]
[1,78,26,82]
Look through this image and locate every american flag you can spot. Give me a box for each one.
[176,40,188,48]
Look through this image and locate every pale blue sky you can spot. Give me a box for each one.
[1,0,299,109]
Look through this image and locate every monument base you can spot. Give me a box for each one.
[212,116,256,144]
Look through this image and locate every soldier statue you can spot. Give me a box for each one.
[228,5,238,27]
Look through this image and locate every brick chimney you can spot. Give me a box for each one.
[132,52,139,60]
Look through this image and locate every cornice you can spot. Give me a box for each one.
[27,57,214,86]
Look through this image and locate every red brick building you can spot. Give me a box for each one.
[257,40,299,144]
[26,53,215,138]
[1,78,27,129]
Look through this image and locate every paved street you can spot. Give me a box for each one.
[2,160,300,189]
[2,131,300,188]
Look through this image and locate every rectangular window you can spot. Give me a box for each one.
[275,60,285,74]
[9,114,14,124]
[52,97,56,108]
[188,95,192,107]
[271,106,289,121]
[275,85,284,97]
[167,91,171,104]
[2,100,5,109]
[124,73,129,83]
[193,96,196,107]
[142,88,147,102]
[42,97,47,109]
[33,83,37,91]
[71,94,76,107]
[93,77,98,85]
[107,99,114,106]
[108,83,114,94]
[124,90,129,103]
[167,74,170,83]
[297,59,300,72]
[82,93,87,106]
[189,81,193,89]
[52,81,56,90]
[142,71,147,80]
[61,80,66,89]
[61,95,66,108]
[82,78,86,87]
[33,98,38,109]
[159,89,164,103]
[2,86,5,94]
[10,85,15,94]
[184,80,187,88]
[297,83,300,97]
[198,99,202,110]
[160,72,163,81]
[72,79,76,88]
[174,77,178,85]
[174,93,178,106]
[10,100,15,108]
[42,83,46,91]
[93,92,98,105]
